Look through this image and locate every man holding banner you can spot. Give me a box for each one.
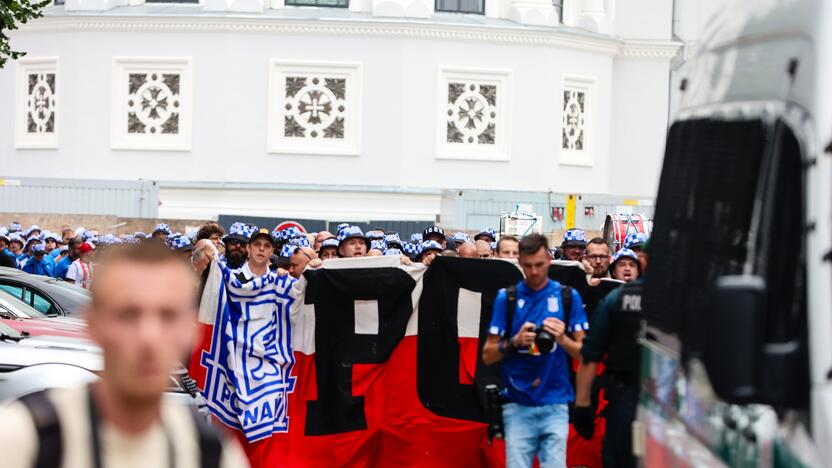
[483,234,589,468]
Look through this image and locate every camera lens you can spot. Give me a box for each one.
[534,326,555,354]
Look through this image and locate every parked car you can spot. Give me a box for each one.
[0,321,100,401]
[0,289,88,339]
[0,322,200,405]
[0,267,90,316]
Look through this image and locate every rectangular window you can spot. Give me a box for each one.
[436,67,512,161]
[644,118,766,343]
[560,75,595,166]
[285,0,349,7]
[435,0,484,14]
[111,57,193,151]
[268,60,362,156]
[15,57,59,149]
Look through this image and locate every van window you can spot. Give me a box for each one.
[757,122,806,344]
[644,118,766,359]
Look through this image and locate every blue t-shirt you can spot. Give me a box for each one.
[22,256,54,277]
[54,256,73,279]
[489,279,588,406]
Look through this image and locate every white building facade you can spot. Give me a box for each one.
[0,0,680,224]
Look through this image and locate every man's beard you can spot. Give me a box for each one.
[227,250,247,268]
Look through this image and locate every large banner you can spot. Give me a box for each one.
[189,256,612,467]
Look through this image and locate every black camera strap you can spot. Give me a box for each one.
[503,285,517,345]
[561,285,573,335]
[503,284,573,346]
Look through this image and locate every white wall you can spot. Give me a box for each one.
[613,0,672,40]
[608,57,670,198]
[0,13,676,218]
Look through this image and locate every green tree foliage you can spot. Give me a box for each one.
[1,0,51,69]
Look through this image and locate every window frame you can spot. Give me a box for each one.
[284,0,350,8]
[0,283,25,302]
[434,0,485,15]
[0,280,62,316]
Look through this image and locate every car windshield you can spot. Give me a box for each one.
[0,290,47,318]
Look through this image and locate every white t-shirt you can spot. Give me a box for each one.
[0,386,249,468]
[66,259,92,290]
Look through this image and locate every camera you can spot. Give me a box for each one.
[534,325,556,354]
[483,384,504,443]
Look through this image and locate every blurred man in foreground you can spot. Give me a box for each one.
[0,242,249,468]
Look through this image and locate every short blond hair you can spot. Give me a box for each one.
[90,242,193,307]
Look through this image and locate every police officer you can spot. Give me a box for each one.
[573,248,644,468]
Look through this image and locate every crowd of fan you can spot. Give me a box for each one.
[0,219,649,289]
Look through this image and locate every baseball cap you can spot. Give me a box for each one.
[384,233,403,250]
[153,223,172,235]
[366,230,385,241]
[281,226,303,241]
[279,244,298,258]
[401,242,418,258]
[251,227,274,245]
[370,239,387,253]
[319,238,339,255]
[451,232,470,245]
[337,226,371,249]
[623,232,649,250]
[474,228,497,242]
[171,235,194,252]
[99,234,121,246]
[562,228,587,247]
[418,240,443,256]
[78,242,95,254]
[289,236,311,248]
[8,234,24,246]
[610,248,641,275]
[611,248,638,265]
[423,226,445,242]
[224,222,254,243]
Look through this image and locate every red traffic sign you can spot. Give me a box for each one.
[275,221,306,233]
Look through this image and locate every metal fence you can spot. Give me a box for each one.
[218,214,433,238]
[0,177,159,218]
[440,189,654,234]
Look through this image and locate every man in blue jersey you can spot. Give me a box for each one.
[54,236,82,280]
[22,244,54,277]
[483,233,588,468]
